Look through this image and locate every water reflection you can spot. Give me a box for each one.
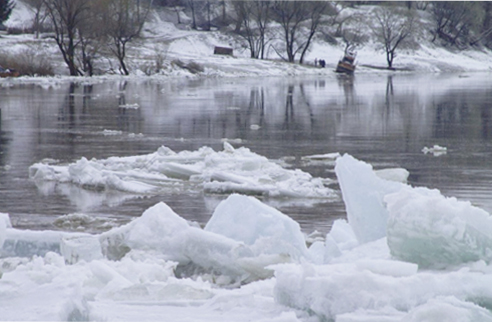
[481,100,491,139]
[0,109,8,169]
[1,74,492,234]
[336,74,355,107]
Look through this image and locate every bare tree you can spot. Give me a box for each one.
[43,0,91,76]
[0,0,14,26]
[234,1,271,59]
[172,0,183,24]
[331,3,351,37]
[77,0,106,76]
[271,0,306,63]
[272,1,328,64]
[104,0,152,75]
[431,1,485,48]
[204,0,214,31]
[24,0,47,38]
[373,6,414,69]
[187,0,197,29]
[340,15,365,51]
[299,1,329,64]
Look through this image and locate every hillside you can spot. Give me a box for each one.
[2,1,492,78]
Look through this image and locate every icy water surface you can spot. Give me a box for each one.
[1,73,491,234]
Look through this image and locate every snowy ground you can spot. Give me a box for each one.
[2,1,492,79]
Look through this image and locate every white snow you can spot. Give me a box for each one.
[2,2,492,79]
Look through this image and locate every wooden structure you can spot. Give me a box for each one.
[214,46,233,56]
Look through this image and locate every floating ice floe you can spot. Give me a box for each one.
[374,167,410,183]
[118,103,140,109]
[100,194,308,284]
[335,153,492,269]
[102,129,123,136]
[8,153,492,321]
[0,212,12,250]
[1,194,311,284]
[271,154,492,320]
[53,213,119,232]
[301,152,341,161]
[204,194,309,261]
[300,152,341,167]
[386,187,492,269]
[335,154,406,244]
[272,259,492,322]
[29,142,337,199]
[422,145,447,156]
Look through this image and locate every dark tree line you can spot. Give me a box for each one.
[430,1,492,48]
[41,0,152,76]
[0,0,15,27]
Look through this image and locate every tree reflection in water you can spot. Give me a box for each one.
[1,75,492,233]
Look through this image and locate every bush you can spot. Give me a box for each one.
[172,59,204,74]
[0,46,54,76]
[139,46,168,76]
[186,61,204,74]
[7,27,32,35]
[172,59,205,74]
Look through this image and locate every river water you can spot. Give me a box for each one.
[1,73,491,235]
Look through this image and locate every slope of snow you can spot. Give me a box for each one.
[1,1,492,78]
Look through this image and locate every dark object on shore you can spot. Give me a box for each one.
[214,46,233,56]
[0,65,19,77]
[336,48,356,74]
[360,64,413,72]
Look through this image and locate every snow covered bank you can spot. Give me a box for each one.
[3,2,492,79]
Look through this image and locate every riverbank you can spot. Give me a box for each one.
[2,2,492,79]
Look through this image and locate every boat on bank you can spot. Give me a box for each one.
[335,48,356,74]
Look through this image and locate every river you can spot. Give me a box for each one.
[1,73,491,235]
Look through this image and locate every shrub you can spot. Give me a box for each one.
[0,46,54,76]
[172,59,204,74]
[7,27,32,35]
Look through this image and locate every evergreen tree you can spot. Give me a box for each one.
[0,0,15,26]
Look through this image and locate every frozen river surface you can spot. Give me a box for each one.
[1,73,492,234]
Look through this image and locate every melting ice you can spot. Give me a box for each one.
[29,142,336,199]
[3,148,492,321]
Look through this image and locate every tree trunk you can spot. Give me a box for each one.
[189,0,196,29]
[387,50,394,69]
[299,30,315,64]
